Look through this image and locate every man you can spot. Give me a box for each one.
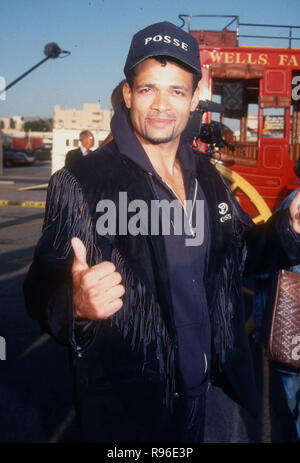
[65,130,94,169]
[100,79,126,147]
[111,79,126,112]
[23,22,300,443]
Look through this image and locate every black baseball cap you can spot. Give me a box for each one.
[124,21,201,77]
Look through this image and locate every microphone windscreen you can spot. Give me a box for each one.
[44,43,62,59]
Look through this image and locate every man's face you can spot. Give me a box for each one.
[82,132,95,150]
[123,58,199,146]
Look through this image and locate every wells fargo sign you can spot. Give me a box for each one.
[202,51,300,67]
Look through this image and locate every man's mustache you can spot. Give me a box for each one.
[145,113,176,120]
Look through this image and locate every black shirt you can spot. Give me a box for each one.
[148,144,211,396]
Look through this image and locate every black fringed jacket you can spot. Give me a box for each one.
[23,107,300,441]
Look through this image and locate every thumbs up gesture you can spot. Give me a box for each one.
[71,237,125,320]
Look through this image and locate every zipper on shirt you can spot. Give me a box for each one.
[204,352,208,375]
[187,178,198,238]
[146,171,180,349]
[149,172,198,238]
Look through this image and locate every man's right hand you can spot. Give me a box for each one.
[71,237,125,320]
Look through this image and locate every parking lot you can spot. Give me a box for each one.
[0,161,296,442]
[0,161,80,442]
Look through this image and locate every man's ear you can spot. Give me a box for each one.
[190,85,200,112]
[123,82,132,109]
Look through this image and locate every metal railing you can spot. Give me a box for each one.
[178,14,300,48]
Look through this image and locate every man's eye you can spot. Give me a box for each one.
[173,89,184,96]
[140,88,152,94]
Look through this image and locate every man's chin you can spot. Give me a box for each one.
[147,137,174,145]
[144,132,176,145]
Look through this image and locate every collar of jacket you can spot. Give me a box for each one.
[67,103,251,374]
[110,102,197,180]
[47,107,253,407]
[110,103,182,337]
[110,103,245,347]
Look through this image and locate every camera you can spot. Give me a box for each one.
[198,122,226,148]
[183,100,227,148]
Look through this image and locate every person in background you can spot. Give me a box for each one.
[65,130,95,169]
[252,157,300,442]
[100,79,126,147]
[111,79,126,112]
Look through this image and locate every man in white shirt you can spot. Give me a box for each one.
[65,130,95,168]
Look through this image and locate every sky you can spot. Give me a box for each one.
[1,0,300,118]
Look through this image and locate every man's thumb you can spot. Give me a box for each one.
[71,237,88,271]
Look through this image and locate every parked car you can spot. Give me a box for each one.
[3,151,36,167]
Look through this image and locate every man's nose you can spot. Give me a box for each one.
[151,90,171,112]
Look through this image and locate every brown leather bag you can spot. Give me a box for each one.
[266,269,300,369]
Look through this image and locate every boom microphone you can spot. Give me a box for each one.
[197,100,225,114]
[0,42,71,96]
[44,42,70,58]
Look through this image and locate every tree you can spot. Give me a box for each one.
[9,118,16,129]
[24,119,50,132]
[47,118,54,130]
[0,120,4,129]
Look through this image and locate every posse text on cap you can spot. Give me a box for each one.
[124,21,201,76]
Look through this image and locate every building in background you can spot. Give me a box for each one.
[1,103,112,172]
[0,116,24,131]
[53,103,111,131]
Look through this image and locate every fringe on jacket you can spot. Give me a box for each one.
[43,165,252,406]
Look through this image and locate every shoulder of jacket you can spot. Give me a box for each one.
[66,141,129,184]
[90,141,121,163]
[193,151,225,185]
[66,148,80,155]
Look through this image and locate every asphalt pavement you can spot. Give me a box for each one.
[0,161,297,443]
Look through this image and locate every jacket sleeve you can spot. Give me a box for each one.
[214,165,300,276]
[64,150,74,168]
[23,168,99,350]
[243,208,300,277]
